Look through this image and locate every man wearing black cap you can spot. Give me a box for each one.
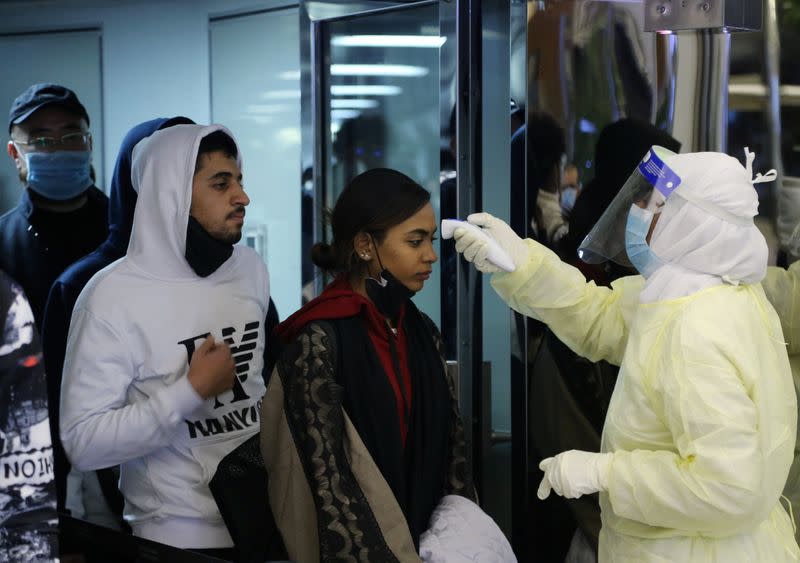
[3,83,108,330]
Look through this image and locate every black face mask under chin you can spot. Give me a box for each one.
[364,255,416,319]
[185,216,234,277]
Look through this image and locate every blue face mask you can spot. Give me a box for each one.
[24,150,92,200]
[625,204,664,278]
[560,186,578,215]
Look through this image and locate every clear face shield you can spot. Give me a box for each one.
[578,146,681,268]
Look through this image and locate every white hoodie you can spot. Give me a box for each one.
[60,124,268,548]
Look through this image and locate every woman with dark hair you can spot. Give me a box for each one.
[260,168,477,562]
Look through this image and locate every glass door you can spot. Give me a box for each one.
[319,1,442,323]
[301,0,511,551]
[210,6,303,316]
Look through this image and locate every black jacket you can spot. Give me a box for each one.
[0,187,108,330]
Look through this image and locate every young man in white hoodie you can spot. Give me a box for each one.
[59,124,269,558]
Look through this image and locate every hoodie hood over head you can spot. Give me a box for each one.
[128,123,241,280]
[106,116,193,253]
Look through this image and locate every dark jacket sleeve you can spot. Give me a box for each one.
[420,313,476,501]
[277,321,401,562]
[262,297,280,384]
[40,281,71,512]
[0,273,58,561]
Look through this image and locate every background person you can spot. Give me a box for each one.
[2,83,108,329]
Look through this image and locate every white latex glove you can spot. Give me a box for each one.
[453,212,529,273]
[537,450,613,500]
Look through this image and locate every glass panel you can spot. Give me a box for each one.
[211,8,302,315]
[527,1,654,187]
[0,30,103,214]
[322,2,442,325]
[480,0,513,537]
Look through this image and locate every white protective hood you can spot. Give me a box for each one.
[127,124,242,281]
[642,150,770,303]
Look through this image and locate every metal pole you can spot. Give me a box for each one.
[509,0,532,551]
[667,30,730,152]
[455,0,484,496]
[763,0,783,215]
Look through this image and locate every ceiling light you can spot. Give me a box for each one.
[331,109,362,120]
[330,85,401,96]
[279,70,300,80]
[331,99,379,109]
[330,64,429,77]
[261,90,301,99]
[331,35,446,48]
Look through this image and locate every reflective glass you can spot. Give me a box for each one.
[211,8,302,314]
[323,3,442,325]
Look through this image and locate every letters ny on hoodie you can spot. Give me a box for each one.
[60,124,269,550]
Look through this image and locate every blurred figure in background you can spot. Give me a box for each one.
[2,84,108,330]
[510,111,567,247]
[560,163,581,219]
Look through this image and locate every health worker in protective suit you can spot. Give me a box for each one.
[454,146,800,561]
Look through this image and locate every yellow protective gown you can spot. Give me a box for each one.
[494,240,799,562]
[763,261,800,543]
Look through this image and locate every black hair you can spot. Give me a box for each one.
[527,111,566,190]
[311,168,431,274]
[194,130,237,173]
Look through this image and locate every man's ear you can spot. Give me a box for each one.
[7,140,24,173]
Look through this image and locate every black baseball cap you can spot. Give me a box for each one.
[8,83,90,133]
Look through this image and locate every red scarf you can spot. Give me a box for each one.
[276,277,414,444]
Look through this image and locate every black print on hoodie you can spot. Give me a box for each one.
[0,275,57,562]
[179,321,262,439]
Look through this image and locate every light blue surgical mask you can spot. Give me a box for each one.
[625,204,664,278]
[24,150,92,201]
[560,186,578,215]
